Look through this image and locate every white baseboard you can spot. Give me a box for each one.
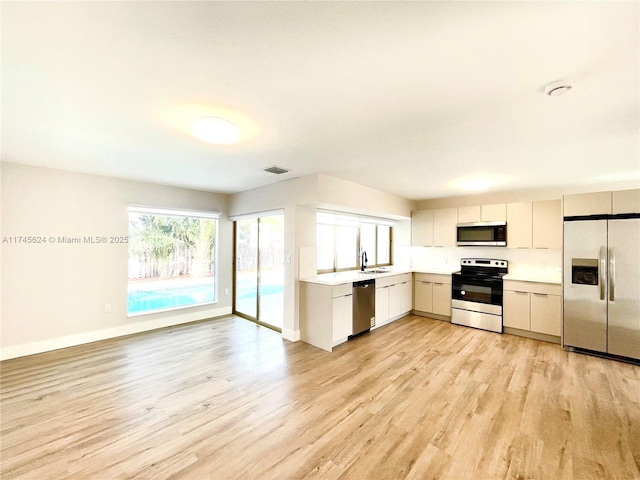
[0,306,232,361]
[282,328,300,342]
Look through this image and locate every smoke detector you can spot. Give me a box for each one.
[544,80,573,96]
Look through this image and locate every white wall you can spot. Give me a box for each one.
[0,162,233,359]
[317,174,415,219]
[229,173,416,219]
[229,173,414,342]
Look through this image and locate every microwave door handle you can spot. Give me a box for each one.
[609,247,615,302]
[599,246,606,301]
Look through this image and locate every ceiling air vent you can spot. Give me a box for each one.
[263,165,291,175]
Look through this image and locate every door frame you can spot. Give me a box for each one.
[232,213,284,333]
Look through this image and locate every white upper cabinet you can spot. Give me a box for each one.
[564,191,612,216]
[411,209,434,247]
[612,189,640,214]
[532,200,562,249]
[433,208,458,247]
[457,204,506,223]
[506,202,532,248]
[457,205,481,223]
[481,203,507,222]
[564,189,640,216]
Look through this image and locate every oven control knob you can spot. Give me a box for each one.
[461,290,466,296]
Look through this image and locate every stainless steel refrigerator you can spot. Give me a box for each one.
[563,216,640,361]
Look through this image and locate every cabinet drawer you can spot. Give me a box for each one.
[332,283,352,298]
[504,280,561,296]
[376,273,412,288]
[414,273,451,285]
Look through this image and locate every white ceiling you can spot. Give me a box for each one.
[2,1,639,200]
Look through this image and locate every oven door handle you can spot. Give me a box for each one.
[457,277,502,285]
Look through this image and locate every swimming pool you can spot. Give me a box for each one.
[127,281,215,314]
[127,280,285,314]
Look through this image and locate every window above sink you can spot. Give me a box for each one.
[316,210,393,274]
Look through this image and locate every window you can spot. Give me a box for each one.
[316,211,392,273]
[127,206,218,315]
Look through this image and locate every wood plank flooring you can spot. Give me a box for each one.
[1,315,639,479]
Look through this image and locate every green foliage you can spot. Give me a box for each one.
[129,213,216,279]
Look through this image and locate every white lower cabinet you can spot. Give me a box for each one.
[503,290,530,330]
[300,281,354,352]
[503,280,562,339]
[530,293,562,337]
[390,281,412,318]
[413,273,452,317]
[374,273,412,329]
[375,285,390,326]
[414,279,433,313]
[432,282,452,316]
[332,294,353,343]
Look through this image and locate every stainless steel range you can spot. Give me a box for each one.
[451,258,508,333]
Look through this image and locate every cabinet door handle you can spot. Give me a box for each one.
[434,283,443,286]
[533,293,548,297]
[515,291,528,295]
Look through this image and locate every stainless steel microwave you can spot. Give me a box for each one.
[456,221,507,246]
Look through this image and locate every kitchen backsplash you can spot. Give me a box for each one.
[407,246,561,275]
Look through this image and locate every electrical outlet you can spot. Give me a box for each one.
[224,288,229,296]
[104,303,112,313]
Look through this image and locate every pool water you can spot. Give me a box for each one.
[127,281,285,314]
[127,282,215,314]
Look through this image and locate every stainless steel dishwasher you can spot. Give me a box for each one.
[351,279,375,337]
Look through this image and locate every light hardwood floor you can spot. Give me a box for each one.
[1,315,639,479]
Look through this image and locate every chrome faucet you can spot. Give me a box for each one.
[360,249,368,271]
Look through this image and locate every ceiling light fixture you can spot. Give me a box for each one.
[192,116,240,144]
[461,177,494,191]
[544,80,573,97]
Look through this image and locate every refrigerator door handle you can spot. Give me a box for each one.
[599,246,606,301]
[609,247,615,302]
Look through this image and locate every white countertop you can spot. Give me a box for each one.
[301,266,561,285]
[300,266,413,285]
[413,267,460,275]
[300,266,456,286]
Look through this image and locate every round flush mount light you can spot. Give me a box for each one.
[192,116,240,144]
[544,80,573,97]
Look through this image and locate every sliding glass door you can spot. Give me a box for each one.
[234,214,284,331]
